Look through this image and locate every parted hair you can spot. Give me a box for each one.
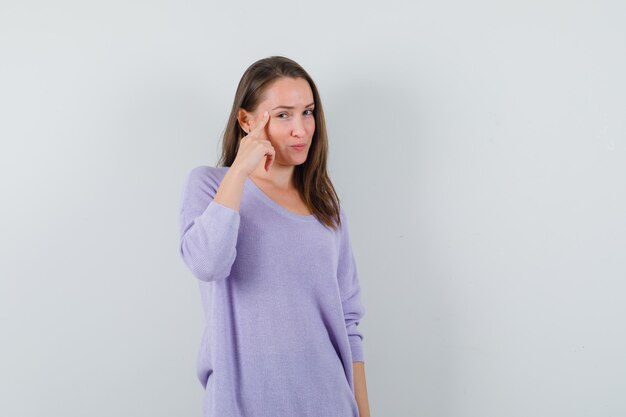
[216,55,343,231]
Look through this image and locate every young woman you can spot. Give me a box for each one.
[178,56,370,417]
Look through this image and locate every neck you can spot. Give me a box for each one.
[250,159,297,191]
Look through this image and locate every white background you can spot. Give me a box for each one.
[1,1,625,416]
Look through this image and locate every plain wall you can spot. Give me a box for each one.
[1,0,625,416]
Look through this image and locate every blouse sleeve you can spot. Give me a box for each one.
[178,166,240,282]
[336,206,366,362]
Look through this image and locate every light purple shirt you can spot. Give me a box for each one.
[178,166,366,417]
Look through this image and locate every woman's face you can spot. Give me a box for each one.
[243,77,315,166]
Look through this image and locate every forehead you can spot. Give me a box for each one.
[262,77,313,105]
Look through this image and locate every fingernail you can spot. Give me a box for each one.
[264,110,268,116]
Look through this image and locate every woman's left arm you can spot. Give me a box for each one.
[353,361,371,417]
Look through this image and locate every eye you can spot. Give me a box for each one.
[277,112,289,119]
[304,109,314,116]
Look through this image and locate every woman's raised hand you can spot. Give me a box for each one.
[232,110,275,175]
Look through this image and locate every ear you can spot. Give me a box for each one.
[237,108,254,134]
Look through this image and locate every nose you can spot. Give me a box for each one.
[291,116,306,137]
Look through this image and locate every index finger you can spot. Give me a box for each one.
[250,110,270,134]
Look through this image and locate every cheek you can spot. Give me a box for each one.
[266,125,286,144]
[306,118,315,131]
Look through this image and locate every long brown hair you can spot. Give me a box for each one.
[216,56,342,231]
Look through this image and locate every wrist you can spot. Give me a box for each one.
[227,164,248,181]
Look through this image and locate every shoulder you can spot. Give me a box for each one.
[180,166,232,206]
[339,204,347,218]
[186,165,228,182]
[336,204,351,236]
[185,165,229,190]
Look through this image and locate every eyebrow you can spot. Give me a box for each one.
[271,102,315,110]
